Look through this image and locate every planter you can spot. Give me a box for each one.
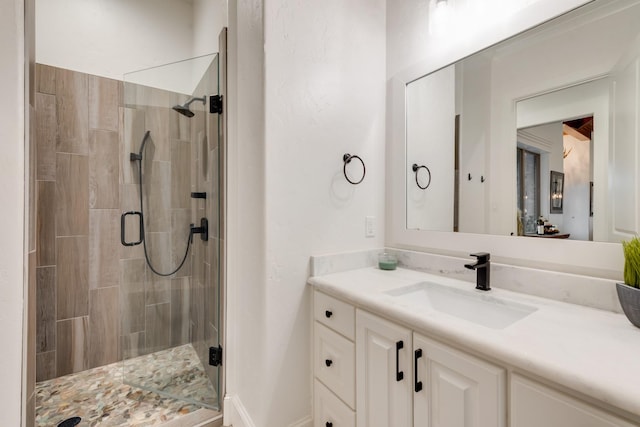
[616,283,640,328]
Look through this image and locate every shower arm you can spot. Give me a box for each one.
[184,96,206,108]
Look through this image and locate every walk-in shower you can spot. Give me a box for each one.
[33,49,224,426]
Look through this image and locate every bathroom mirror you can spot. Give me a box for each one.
[405,0,640,243]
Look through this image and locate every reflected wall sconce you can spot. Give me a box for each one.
[550,171,564,214]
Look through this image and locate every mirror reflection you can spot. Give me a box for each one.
[405,0,640,243]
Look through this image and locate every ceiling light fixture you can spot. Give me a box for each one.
[436,0,449,10]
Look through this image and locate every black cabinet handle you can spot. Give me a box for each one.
[325,310,333,318]
[414,349,423,392]
[326,422,333,427]
[396,340,404,381]
[325,359,333,367]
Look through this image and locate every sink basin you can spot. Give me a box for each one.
[385,281,537,329]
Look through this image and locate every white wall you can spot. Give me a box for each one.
[563,133,591,241]
[262,0,386,424]
[226,0,387,425]
[406,65,455,231]
[611,33,640,243]
[0,0,25,425]
[457,55,491,233]
[224,0,267,425]
[36,0,196,81]
[193,0,227,58]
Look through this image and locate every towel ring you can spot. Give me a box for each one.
[412,164,431,190]
[343,154,366,185]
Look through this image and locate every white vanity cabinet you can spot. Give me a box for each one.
[355,310,412,427]
[413,332,506,427]
[355,309,506,427]
[510,374,636,427]
[313,291,356,427]
[313,289,638,426]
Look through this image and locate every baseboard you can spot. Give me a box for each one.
[288,415,313,427]
[223,394,256,427]
[223,395,312,427]
[160,408,222,427]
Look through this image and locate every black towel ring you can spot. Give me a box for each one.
[412,164,432,190]
[343,154,365,185]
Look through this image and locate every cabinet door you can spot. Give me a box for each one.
[356,310,412,427]
[413,333,506,427]
[511,374,636,427]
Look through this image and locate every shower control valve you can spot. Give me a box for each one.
[190,217,209,242]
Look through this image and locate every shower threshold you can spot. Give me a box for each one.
[36,344,219,426]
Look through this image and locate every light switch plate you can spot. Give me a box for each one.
[365,216,375,237]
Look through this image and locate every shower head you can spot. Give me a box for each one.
[172,96,206,118]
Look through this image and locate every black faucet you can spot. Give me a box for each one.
[464,252,491,291]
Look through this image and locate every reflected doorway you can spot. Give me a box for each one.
[517,116,593,241]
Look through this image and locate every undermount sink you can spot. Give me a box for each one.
[385,281,537,329]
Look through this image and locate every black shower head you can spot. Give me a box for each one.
[172,104,195,118]
[172,96,206,118]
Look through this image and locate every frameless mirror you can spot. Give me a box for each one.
[406,0,640,243]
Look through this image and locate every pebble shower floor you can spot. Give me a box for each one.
[35,344,217,426]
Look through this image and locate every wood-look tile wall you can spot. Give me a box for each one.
[35,64,118,380]
[34,63,220,382]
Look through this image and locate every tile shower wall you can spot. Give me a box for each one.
[35,64,121,379]
[34,63,219,382]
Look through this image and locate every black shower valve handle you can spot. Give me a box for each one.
[190,218,209,242]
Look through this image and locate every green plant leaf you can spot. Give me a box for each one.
[623,237,640,288]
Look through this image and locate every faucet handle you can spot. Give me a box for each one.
[469,252,490,262]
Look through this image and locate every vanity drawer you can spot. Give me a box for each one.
[314,322,355,408]
[314,379,355,427]
[314,291,355,340]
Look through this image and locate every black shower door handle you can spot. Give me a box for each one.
[120,211,144,246]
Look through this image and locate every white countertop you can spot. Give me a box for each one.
[308,267,640,420]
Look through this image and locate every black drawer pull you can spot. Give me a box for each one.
[325,359,333,367]
[396,340,404,381]
[414,349,423,392]
[326,422,333,427]
[325,310,333,318]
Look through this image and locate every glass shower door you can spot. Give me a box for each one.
[120,53,221,411]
